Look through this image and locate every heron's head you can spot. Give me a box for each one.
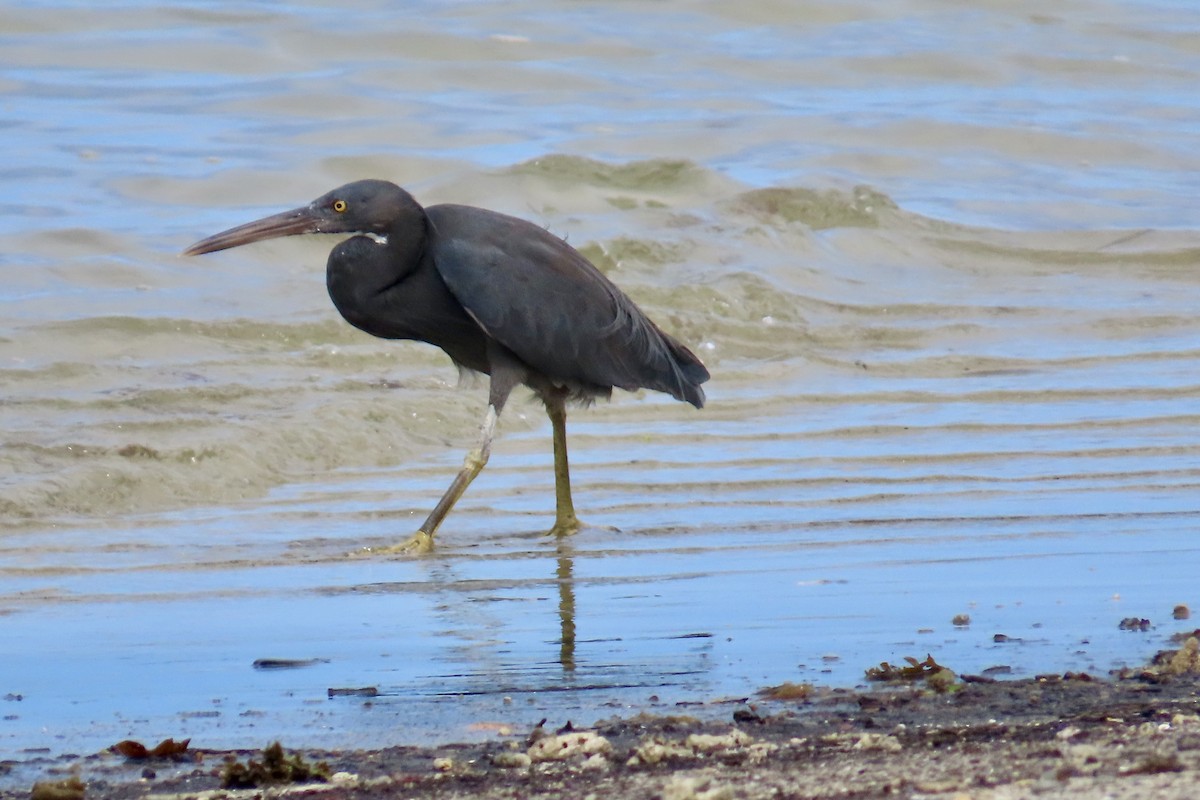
[183,179,423,256]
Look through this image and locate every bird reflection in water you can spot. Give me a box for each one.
[555,539,577,672]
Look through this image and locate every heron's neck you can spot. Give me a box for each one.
[327,223,420,302]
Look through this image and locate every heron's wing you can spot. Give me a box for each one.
[426,204,706,406]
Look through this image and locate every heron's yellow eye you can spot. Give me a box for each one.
[333,199,348,213]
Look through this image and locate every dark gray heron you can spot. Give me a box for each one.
[184,180,709,551]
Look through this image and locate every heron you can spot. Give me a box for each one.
[184,179,709,552]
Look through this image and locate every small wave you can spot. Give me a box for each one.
[726,185,898,229]
[507,155,713,192]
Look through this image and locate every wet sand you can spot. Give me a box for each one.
[7,667,1200,800]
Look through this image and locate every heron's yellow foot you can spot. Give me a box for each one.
[395,530,436,554]
[354,530,435,556]
[546,515,583,538]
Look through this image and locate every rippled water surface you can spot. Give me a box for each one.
[3,0,1200,771]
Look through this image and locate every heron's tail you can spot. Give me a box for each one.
[660,334,709,409]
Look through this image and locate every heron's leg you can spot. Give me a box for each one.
[389,403,500,552]
[378,362,521,555]
[545,393,582,537]
[378,403,498,554]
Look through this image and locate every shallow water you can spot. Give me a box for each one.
[2,0,1200,772]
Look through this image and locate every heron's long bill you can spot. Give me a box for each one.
[183,206,319,256]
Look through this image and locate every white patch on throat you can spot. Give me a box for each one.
[365,233,389,245]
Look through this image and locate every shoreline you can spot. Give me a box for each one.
[8,668,1200,800]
